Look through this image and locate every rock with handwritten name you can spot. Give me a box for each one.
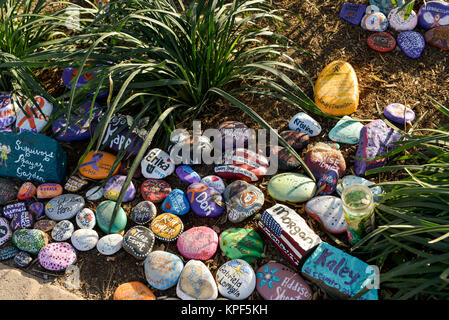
[17,182,36,200]
[141,148,175,179]
[216,259,256,300]
[340,3,366,25]
[267,173,316,203]
[201,175,225,194]
[12,229,48,255]
[51,220,75,241]
[328,116,364,145]
[38,242,77,271]
[418,1,449,30]
[0,246,19,261]
[71,229,99,251]
[425,25,449,50]
[103,175,136,202]
[29,202,44,220]
[177,226,218,260]
[218,121,256,150]
[176,260,218,300]
[186,183,224,218]
[176,165,201,184]
[150,213,184,241]
[79,150,120,180]
[45,194,85,221]
[141,179,172,203]
[33,219,56,233]
[0,178,17,205]
[397,31,426,59]
[37,183,63,199]
[161,189,190,216]
[113,282,156,300]
[131,201,157,225]
[64,176,88,193]
[15,96,53,133]
[3,202,27,219]
[288,112,321,137]
[304,142,346,180]
[223,180,264,223]
[10,211,34,231]
[85,186,104,201]
[14,251,33,268]
[123,226,155,260]
[215,148,269,182]
[219,228,264,263]
[95,200,127,234]
[97,234,123,255]
[144,250,184,290]
[0,94,18,129]
[0,217,12,246]
[305,196,348,234]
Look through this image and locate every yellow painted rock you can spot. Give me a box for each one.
[78,151,120,180]
[315,60,359,116]
[150,213,184,241]
[113,281,156,300]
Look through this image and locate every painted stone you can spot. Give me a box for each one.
[71,228,99,251]
[113,282,156,300]
[270,146,300,170]
[316,170,339,195]
[15,96,52,133]
[301,242,378,300]
[144,250,184,290]
[256,262,312,300]
[361,11,388,31]
[0,246,19,261]
[367,32,397,52]
[177,226,218,260]
[267,173,317,203]
[103,175,136,202]
[95,200,127,234]
[176,260,218,300]
[216,259,256,300]
[79,150,120,180]
[279,130,309,151]
[64,176,88,193]
[0,94,18,129]
[97,234,123,255]
[10,211,34,231]
[3,202,27,219]
[38,242,77,271]
[37,183,63,199]
[45,194,85,221]
[141,179,172,203]
[201,175,225,194]
[218,121,256,150]
[397,31,426,58]
[119,162,142,179]
[418,1,449,30]
[168,133,213,165]
[304,142,346,180]
[76,208,96,229]
[62,64,108,99]
[328,116,364,145]
[219,228,264,263]
[12,229,48,255]
[339,3,367,25]
[141,148,175,179]
[215,148,269,182]
[176,165,201,184]
[0,178,17,205]
[51,220,75,241]
[131,201,157,224]
[223,180,264,223]
[354,120,402,176]
[85,186,104,201]
[384,103,415,124]
[336,175,385,202]
[150,213,184,241]
[161,189,190,216]
[0,217,12,246]
[315,61,359,116]
[369,0,404,16]
[0,131,66,184]
[123,226,155,260]
[288,112,321,137]
[17,182,37,200]
[388,7,418,31]
[305,196,348,234]
[186,183,224,218]
[33,219,56,233]
[14,251,33,268]
[29,202,44,220]
[425,25,449,50]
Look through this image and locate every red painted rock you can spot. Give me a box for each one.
[304,142,346,180]
[113,282,156,300]
[367,32,396,52]
[141,179,172,203]
[177,226,218,260]
[78,151,120,180]
[215,148,269,182]
[425,26,449,50]
[36,183,63,199]
[17,182,36,200]
[279,130,309,151]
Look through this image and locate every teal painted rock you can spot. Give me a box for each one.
[267,173,316,203]
[301,242,379,300]
[0,131,66,184]
[95,200,127,234]
[12,229,49,255]
[336,175,384,202]
[328,116,364,144]
[219,228,264,263]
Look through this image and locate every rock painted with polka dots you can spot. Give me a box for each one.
[76,208,96,229]
[103,174,137,203]
[201,175,226,194]
[0,217,12,246]
[144,250,184,290]
[141,179,172,203]
[71,229,99,251]
[336,175,385,202]
[12,229,48,255]
[216,259,256,300]
[177,226,218,260]
[113,282,156,300]
[397,31,426,59]
[123,226,155,260]
[305,196,348,234]
[97,234,123,256]
[150,213,184,241]
[38,242,77,271]
[219,228,264,263]
[131,201,157,224]
[388,7,418,31]
[176,260,218,300]
[51,220,75,241]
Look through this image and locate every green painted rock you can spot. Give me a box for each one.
[12,229,48,255]
[219,228,264,263]
[96,200,127,234]
[267,173,316,203]
[0,131,66,184]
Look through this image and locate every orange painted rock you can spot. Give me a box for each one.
[17,182,37,200]
[113,281,156,300]
[315,60,359,116]
[78,151,120,180]
[36,183,63,199]
[425,26,449,50]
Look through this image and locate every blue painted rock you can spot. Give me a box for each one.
[95,200,127,234]
[10,211,34,231]
[144,250,184,290]
[270,146,301,170]
[339,3,367,25]
[176,260,217,300]
[367,32,396,52]
[85,186,104,201]
[141,179,172,203]
[186,183,224,218]
[397,31,426,58]
[64,176,88,193]
[131,201,157,224]
[0,178,17,205]
[216,259,256,300]
[384,103,415,124]
[176,165,201,184]
[141,148,175,179]
[17,182,37,200]
[0,217,12,246]
[219,228,264,263]
[51,220,75,241]
[15,96,52,133]
[361,11,388,31]
[176,226,218,260]
[218,121,256,150]
[123,226,155,260]
[388,7,418,31]
[33,219,56,232]
[418,1,449,30]
[267,173,316,203]
[215,148,269,182]
[336,175,385,202]
[168,133,213,165]
[301,242,378,300]
[354,120,402,175]
[425,26,449,50]
[29,202,44,220]
[0,94,18,129]
[0,246,19,261]
[201,175,225,194]
[288,112,321,137]
[328,116,364,144]
[79,150,120,180]
[12,229,48,255]
[305,196,348,234]
[279,130,309,151]
[103,175,136,202]
[304,142,346,180]
[370,0,404,15]
[96,234,123,255]
[62,65,108,99]
[45,194,85,221]
[38,242,77,271]
[316,170,339,195]
[223,180,264,223]
[71,229,99,251]
[14,251,33,268]
[161,189,190,216]
[0,131,67,184]
[3,202,27,219]
[37,183,63,199]
[150,213,184,241]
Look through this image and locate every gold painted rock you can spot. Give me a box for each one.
[78,151,120,180]
[113,281,156,300]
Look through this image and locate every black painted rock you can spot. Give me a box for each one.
[14,251,33,268]
[0,246,19,261]
[0,178,17,205]
[123,226,155,260]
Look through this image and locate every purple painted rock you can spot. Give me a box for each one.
[0,94,17,129]
[339,3,367,25]
[384,103,415,124]
[256,262,313,300]
[304,142,346,180]
[218,121,256,150]
[131,201,157,224]
[388,7,418,31]
[161,189,190,216]
[14,251,33,268]
[176,165,201,184]
[418,1,449,30]
[0,178,17,205]
[177,226,218,260]
[367,32,396,52]
[397,31,426,59]
[305,196,348,234]
[141,179,172,203]
[10,211,34,231]
[62,65,108,99]
[223,180,264,223]
[103,175,136,202]
[0,217,12,246]
[3,202,27,219]
[355,119,402,175]
[201,175,225,194]
[316,170,339,195]
[425,26,449,50]
[28,202,44,220]
[38,242,77,271]
[279,130,309,151]
[186,183,224,218]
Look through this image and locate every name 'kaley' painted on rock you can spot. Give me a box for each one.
[312,247,359,285]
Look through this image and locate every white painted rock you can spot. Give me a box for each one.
[51,220,75,241]
[215,259,256,300]
[15,96,53,133]
[144,250,184,290]
[76,208,96,229]
[288,112,322,137]
[336,175,385,202]
[96,234,123,255]
[0,217,12,246]
[176,260,218,300]
[85,186,104,201]
[304,196,348,234]
[141,148,175,179]
[45,194,85,221]
[71,229,99,251]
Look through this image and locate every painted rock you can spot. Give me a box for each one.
[201,175,225,194]
[418,1,449,30]
[388,7,418,31]
[29,202,44,220]
[215,148,269,182]
[38,242,77,271]
[219,228,264,263]
[0,246,19,261]
[10,211,34,231]
[85,186,104,201]
[95,200,127,234]
[131,201,157,224]
[305,196,348,234]
[279,130,309,151]
[169,130,191,145]
[161,189,190,216]
[218,121,256,150]
[397,31,426,58]
[123,226,155,259]
[384,103,415,124]
[354,120,402,175]
[216,259,256,300]
[119,162,142,179]
[71,229,99,251]
[315,61,359,116]
[176,260,218,300]
[186,183,224,218]
[103,175,136,202]
[17,182,37,200]
[3,202,27,219]
[336,175,385,202]
[177,226,218,260]
[0,217,12,246]
[33,219,56,233]
[425,26,449,50]
[144,250,184,290]
[141,179,172,203]
[339,3,367,25]
[256,262,312,300]
[37,183,63,199]
[328,116,364,144]
[270,146,300,171]
[223,180,264,223]
[64,176,88,193]
[51,220,75,241]
[96,234,123,255]
[113,282,156,300]
[141,148,175,179]
[316,170,339,195]
[168,133,213,165]
[267,173,317,203]
[12,229,48,255]
[367,32,396,52]
[304,142,346,180]
[288,112,321,137]
[301,242,378,300]
[62,65,108,98]
[150,213,184,241]
[370,0,404,15]
[14,251,33,268]
[76,208,96,229]
[15,96,52,133]
[45,194,85,221]
[0,94,18,129]
[0,178,17,205]
[79,150,120,180]
[361,11,388,31]
[176,165,201,184]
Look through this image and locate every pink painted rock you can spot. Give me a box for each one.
[36,183,63,199]
[304,142,346,180]
[304,196,348,234]
[38,242,77,271]
[215,148,269,182]
[177,226,218,260]
[17,182,37,200]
